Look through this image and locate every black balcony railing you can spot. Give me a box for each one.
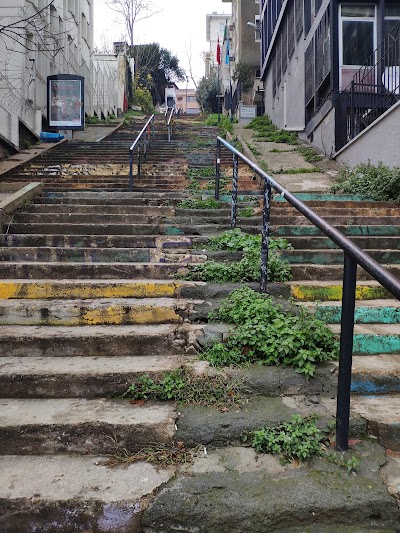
[336,22,400,151]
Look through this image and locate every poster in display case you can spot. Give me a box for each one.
[47,74,85,130]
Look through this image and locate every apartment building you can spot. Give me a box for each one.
[0,0,129,154]
[260,0,400,165]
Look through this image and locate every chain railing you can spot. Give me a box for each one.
[128,115,155,192]
[215,135,400,452]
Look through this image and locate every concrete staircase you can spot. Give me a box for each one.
[0,116,399,531]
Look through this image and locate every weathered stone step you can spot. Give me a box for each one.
[0,261,189,279]
[302,299,400,323]
[273,225,400,237]
[289,280,392,301]
[0,355,189,398]
[0,324,203,356]
[352,355,400,395]
[330,324,400,354]
[0,455,173,533]
[0,398,175,455]
[290,263,400,281]
[26,204,177,215]
[0,297,195,326]
[0,279,200,300]
[282,249,400,264]
[351,395,400,450]
[0,247,204,264]
[8,223,187,235]
[286,235,400,250]
[0,234,195,249]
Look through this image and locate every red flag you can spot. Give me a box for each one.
[216,37,221,65]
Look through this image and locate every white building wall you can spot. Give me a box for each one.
[0,0,121,150]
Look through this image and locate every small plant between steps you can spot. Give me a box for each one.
[331,161,400,202]
[245,115,298,145]
[247,415,360,473]
[183,229,293,283]
[203,287,339,377]
[177,198,225,209]
[120,366,244,408]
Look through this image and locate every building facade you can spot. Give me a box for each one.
[175,88,200,114]
[0,0,129,154]
[260,0,400,163]
[222,0,263,114]
[205,11,233,104]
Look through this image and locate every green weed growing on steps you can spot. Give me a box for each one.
[296,145,324,163]
[248,414,360,472]
[238,206,254,217]
[203,287,338,377]
[120,366,244,408]
[246,115,298,145]
[188,167,216,178]
[331,162,400,202]
[273,167,321,175]
[205,113,234,136]
[177,198,226,209]
[206,229,293,252]
[182,230,292,283]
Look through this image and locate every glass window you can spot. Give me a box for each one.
[341,5,375,18]
[385,6,400,17]
[342,20,374,65]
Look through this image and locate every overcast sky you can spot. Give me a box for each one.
[93,0,232,89]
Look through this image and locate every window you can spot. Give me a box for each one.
[81,13,87,40]
[295,0,304,41]
[255,15,261,41]
[187,96,197,102]
[341,4,375,67]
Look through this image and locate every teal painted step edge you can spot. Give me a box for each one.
[273,193,371,202]
[353,334,400,354]
[314,306,400,324]
[273,225,400,236]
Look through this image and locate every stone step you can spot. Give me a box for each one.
[0,324,204,356]
[8,223,187,235]
[282,249,400,264]
[0,454,173,533]
[26,204,177,215]
[0,355,188,398]
[352,355,400,395]
[0,261,190,279]
[289,280,392,301]
[329,324,400,354]
[273,225,400,237]
[0,279,200,300]
[0,234,195,249]
[286,235,400,250]
[0,398,176,455]
[0,246,205,263]
[0,297,195,326]
[1,444,398,532]
[290,263,400,281]
[302,299,400,323]
[351,395,400,450]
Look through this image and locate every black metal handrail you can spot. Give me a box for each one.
[129,114,155,192]
[215,135,400,452]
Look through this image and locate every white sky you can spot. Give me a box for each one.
[93,0,232,89]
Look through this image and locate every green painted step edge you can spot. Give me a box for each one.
[274,225,400,236]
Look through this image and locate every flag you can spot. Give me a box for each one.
[216,37,221,65]
[223,20,228,42]
[225,38,230,65]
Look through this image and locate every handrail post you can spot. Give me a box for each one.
[151,117,155,140]
[231,153,239,228]
[129,149,133,192]
[350,81,355,139]
[335,254,357,452]
[260,180,272,293]
[144,142,147,163]
[215,139,221,201]
[137,144,141,178]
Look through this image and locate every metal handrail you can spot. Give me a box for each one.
[167,106,175,142]
[129,114,155,192]
[215,135,400,452]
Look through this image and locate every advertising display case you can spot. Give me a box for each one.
[47,74,85,130]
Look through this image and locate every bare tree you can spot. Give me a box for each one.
[105,0,160,46]
[0,1,67,57]
[185,40,199,90]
